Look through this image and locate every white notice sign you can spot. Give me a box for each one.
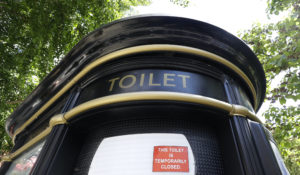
[88,133,195,175]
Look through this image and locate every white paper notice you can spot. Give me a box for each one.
[88,133,195,175]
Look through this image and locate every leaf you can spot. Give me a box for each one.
[279,97,287,105]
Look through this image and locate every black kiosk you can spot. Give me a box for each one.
[1,16,288,175]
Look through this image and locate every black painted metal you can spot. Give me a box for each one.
[248,121,282,175]
[31,125,82,175]
[0,161,11,174]
[6,15,266,137]
[77,68,227,105]
[231,116,265,175]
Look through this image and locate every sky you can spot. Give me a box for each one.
[132,0,285,35]
[131,0,291,118]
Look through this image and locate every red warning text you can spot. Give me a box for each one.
[153,146,189,172]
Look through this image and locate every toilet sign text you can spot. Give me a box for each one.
[108,73,190,92]
[153,146,189,172]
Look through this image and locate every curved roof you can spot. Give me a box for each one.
[6,15,266,137]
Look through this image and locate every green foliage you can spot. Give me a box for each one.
[169,0,189,7]
[265,106,300,174]
[240,0,300,173]
[0,0,149,158]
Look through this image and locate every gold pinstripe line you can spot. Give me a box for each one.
[3,91,260,163]
[12,44,257,142]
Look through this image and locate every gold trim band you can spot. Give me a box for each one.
[64,91,232,119]
[2,91,260,162]
[63,91,259,122]
[2,115,66,162]
[12,44,257,141]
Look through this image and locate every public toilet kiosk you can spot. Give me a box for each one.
[0,16,289,175]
